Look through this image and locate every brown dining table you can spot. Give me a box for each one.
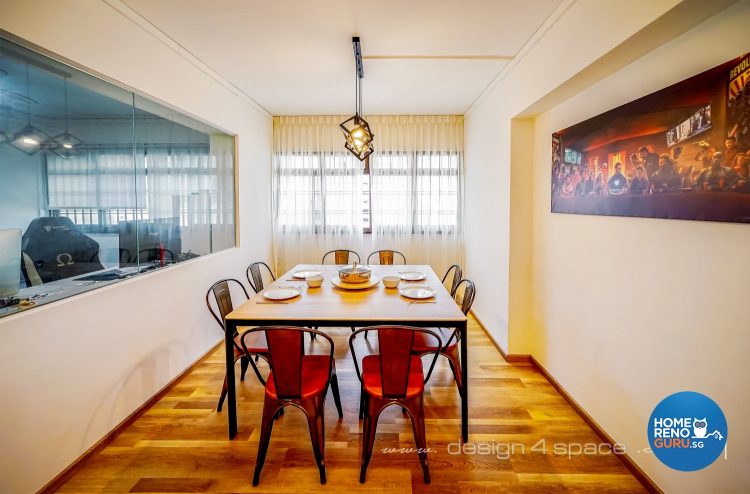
[223,263,469,441]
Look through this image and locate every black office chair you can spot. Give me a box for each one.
[21,217,103,284]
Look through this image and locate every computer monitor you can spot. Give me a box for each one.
[118,219,182,267]
[0,229,21,297]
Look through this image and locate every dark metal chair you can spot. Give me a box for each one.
[138,247,175,266]
[89,248,131,265]
[366,250,406,265]
[441,264,463,296]
[241,326,343,486]
[206,279,269,411]
[246,261,276,293]
[321,249,360,265]
[350,326,441,484]
[412,279,475,397]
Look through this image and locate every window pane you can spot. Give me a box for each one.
[0,36,235,318]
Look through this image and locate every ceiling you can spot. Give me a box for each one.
[121,0,563,115]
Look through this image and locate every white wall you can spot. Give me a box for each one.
[529,3,750,492]
[466,0,750,492]
[0,1,272,492]
[465,0,685,350]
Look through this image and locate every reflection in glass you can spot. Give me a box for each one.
[0,36,235,317]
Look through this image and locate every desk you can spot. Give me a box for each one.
[224,264,469,441]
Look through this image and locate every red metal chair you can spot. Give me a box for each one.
[349,326,441,484]
[241,326,343,486]
[412,279,475,397]
[206,279,269,411]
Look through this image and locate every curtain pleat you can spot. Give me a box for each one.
[272,115,464,276]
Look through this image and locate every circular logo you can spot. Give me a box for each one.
[648,391,727,471]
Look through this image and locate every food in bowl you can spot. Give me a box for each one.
[337,262,372,284]
[306,274,324,288]
[382,275,400,288]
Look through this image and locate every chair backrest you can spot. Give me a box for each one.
[21,216,103,283]
[453,279,476,315]
[206,279,249,331]
[246,261,276,293]
[138,247,175,265]
[242,326,334,400]
[441,264,463,296]
[322,249,360,265]
[350,326,441,399]
[367,250,406,265]
[90,248,131,265]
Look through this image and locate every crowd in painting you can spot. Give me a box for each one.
[552,137,750,198]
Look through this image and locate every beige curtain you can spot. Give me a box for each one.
[272,115,464,276]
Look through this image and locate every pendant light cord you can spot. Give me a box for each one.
[25,62,31,125]
[64,78,69,134]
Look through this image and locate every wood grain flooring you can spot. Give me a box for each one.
[54,317,650,493]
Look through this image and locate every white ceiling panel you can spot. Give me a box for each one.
[121,0,562,114]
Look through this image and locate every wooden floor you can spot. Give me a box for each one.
[56,317,649,493]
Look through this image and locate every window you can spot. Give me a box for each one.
[0,36,235,318]
[275,151,461,234]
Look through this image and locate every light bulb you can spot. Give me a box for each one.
[62,143,73,149]
[22,137,38,145]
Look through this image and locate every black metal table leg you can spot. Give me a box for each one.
[225,319,238,439]
[459,319,468,442]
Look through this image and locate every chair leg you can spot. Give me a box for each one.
[360,396,382,483]
[302,397,327,484]
[240,355,249,381]
[358,383,365,420]
[248,354,268,386]
[217,374,228,412]
[445,346,464,398]
[407,395,430,484]
[330,373,344,419]
[253,397,279,486]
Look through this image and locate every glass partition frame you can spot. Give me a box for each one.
[0,33,238,318]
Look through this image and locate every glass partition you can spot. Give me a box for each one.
[0,36,236,318]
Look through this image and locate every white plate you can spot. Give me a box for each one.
[263,288,301,300]
[331,276,380,290]
[399,284,435,300]
[293,270,322,279]
[400,271,426,281]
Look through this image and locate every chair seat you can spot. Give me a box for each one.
[362,355,424,399]
[411,327,456,354]
[265,355,330,400]
[234,331,268,358]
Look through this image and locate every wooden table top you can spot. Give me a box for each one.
[226,264,466,324]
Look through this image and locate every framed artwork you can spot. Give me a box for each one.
[552,52,750,223]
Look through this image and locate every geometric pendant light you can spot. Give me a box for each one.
[9,62,50,156]
[50,77,83,159]
[340,37,374,161]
